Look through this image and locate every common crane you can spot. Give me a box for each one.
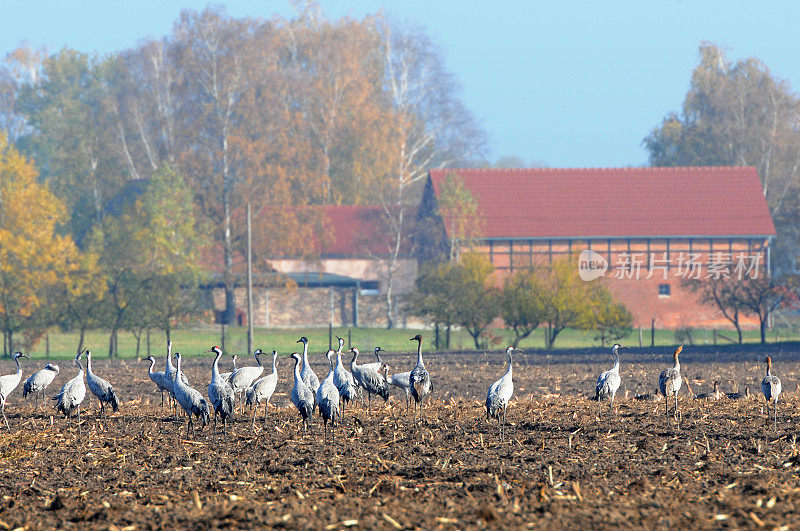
[726,386,751,400]
[333,342,358,416]
[297,337,320,396]
[350,348,389,412]
[246,350,278,429]
[23,362,59,410]
[382,365,412,412]
[290,352,314,434]
[53,352,86,431]
[659,345,683,422]
[228,349,264,408]
[172,352,210,436]
[486,346,520,439]
[595,344,627,416]
[144,356,170,408]
[207,346,235,438]
[0,352,29,430]
[85,350,120,418]
[762,356,782,429]
[317,351,340,443]
[409,335,431,419]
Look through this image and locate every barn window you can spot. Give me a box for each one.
[658,284,671,297]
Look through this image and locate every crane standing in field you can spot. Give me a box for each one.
[172,352,210,436]
[694,380,721,401]
[486,346,521,440]
[297,337,320,398]
[165,341,188,416]
[383,365,412,412]
[246,350,278,429]
[207,346,235,438]
[316,350,341,443]
[228,349,264,410]
[595,344,627,417]
[85,350,120,420]
[144,356,170,408]
[332,339,358,416]
[350,348,389,413]
[659,345,683,424]
[53,352,87,431]
[409,334,432,420]
[762,356,782,430]
[0,352,29,430]
[290,352,314,435]
[23,363,60,410]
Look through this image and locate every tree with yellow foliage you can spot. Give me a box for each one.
[0,134,78,355]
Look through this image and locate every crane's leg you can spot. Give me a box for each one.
[368,393,373,413]
[610,393,615,418]
[1,399,8,431]
[252,403,258,430]
[264,402,269,427]
[160,390,164,409]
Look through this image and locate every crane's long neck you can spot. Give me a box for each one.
[673,353,680,372]
[336,351,344,370]
[255,353,262,367]
[293,358,302,381]
[612,350,620,373]
[337,338,344,354]
[212,351,222,381]
[302,342,309,367]
[175,355,183,380]
[166,347,175,373]
[272,353,278,375]
[766,361,772,377]
[74,357,84,376]
[415,341,424,367]
[86,355,93,375]
[14,356,22,375]
[148,358,155,373]
[505,353,513,378]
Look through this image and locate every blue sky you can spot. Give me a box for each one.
[2,1,799,168]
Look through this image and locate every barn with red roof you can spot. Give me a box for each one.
[420,166,776,328]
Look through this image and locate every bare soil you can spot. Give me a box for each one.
[1,345,800,529]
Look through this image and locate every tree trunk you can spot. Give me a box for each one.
[759,316,767,344]
[735,324,743,344]
[77,327,86,355]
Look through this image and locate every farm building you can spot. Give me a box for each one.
[419,166,776,329]
[205,205,418,328]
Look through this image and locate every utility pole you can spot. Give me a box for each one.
[246,203,255,355]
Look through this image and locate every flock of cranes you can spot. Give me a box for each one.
[0,336,788,439]
[595,343,784,430]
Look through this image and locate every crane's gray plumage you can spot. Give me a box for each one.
[164,341,188,415]
[144,356,170,408]
[85,350,120,416]
[246,350,278,429]
[596,344,626,416]
[23,362,59,409]
[409,335,431,419]
[726,385,751,400]
[53,352,86,430]
[659,345,683,421]
[317,351,340,443]
[486,346,519,439]
[350,348,389,412]
[228,349,264,407]
[360,347,384,374]
[172,352,210,436]
[297,337,320,397]
[219,354,238,384]
[383,365,412,412]
[333,340,358,415]
[0,352,29,430]
[207,346,235,438]
[290,352,314,434]
[762,356,782,429]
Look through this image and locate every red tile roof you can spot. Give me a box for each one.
[428,167,776,239]
[318,205,394,256]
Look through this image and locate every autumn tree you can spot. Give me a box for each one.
[88,165,203,356]
[581,285,633,347]
[683,276,747,344]
[14,48,126,242]
[375,15,487,328]
[453,253,499,349]
[538,256,594,349]
[644,42,800,273]
[437,171,483,261]
[501,268,546,348]
[0,134,78,355]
